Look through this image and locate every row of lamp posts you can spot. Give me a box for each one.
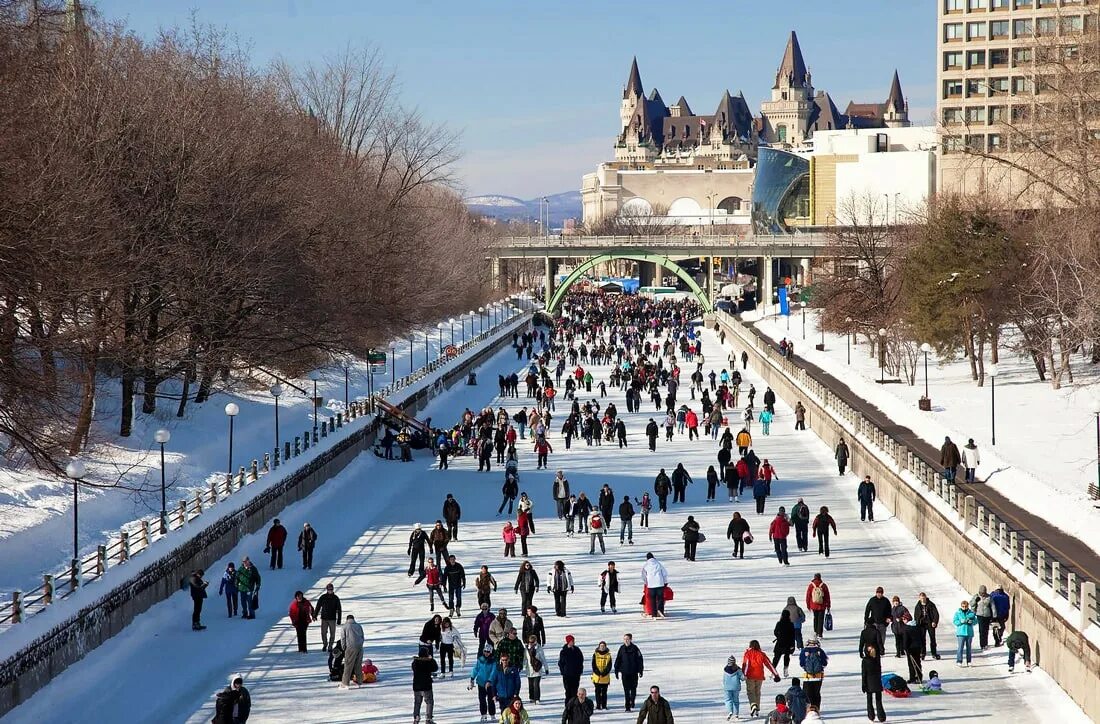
[61,298,524,586]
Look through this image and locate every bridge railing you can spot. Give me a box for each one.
[492,234,832,249]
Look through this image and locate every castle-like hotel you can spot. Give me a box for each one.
[581,31,915,228]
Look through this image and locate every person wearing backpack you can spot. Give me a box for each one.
[804,574,831,639]
[785,679,808,724]
[588,510,607,554]
[799,638,828,709]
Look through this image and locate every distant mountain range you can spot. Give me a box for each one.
[465,190,582,228]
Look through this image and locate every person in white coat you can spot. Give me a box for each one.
[962,439,981,483]
[522,634,550,704]
[439,616,466,677]
[641,553,669,618]
[547,560,575,617]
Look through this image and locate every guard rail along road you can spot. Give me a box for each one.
[0,307,535,717]
[712,310,1100,721]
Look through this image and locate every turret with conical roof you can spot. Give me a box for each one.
[883,69,910,127]
[774,31,811,92]
[624,56,644,99]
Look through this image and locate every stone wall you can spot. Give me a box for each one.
[713,313,1100,722]
[0,314,530,717]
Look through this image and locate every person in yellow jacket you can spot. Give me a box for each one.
[499,696,531,723]
[591,640,613,710]
[735,428,752,455]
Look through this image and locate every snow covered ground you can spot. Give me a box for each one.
[2,325,1086,724]
[0,304,523,597]
[749,309,1100,556]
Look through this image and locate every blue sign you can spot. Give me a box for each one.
[778,287,790,316]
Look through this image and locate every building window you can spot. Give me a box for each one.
[967,50,986,68]
[967,21,987,39]
[988,134,1003,151]
[944,22,964,41]
[1036,17,1056,36]
[944,51,964,69]
[1014,0,1033,7]
[1012,76,1033,94]
[1013,47,1032,66]
[990,20,1009,38]
[989,77,1009,95]
[1036,0,1056,6]
[965,107,986,123]
[943,107,964,124]
[990,48,1009,66]
[991,0,1009,8]
[945,0,965,9]
[1062,15,1083,34]
[943,135,964,152]
[1013,18,1033,36]
[968,0,987,8]
[944,79,964,98]
[966,78,986,97]
[777,124,787,142]
[1011,105,1029,122]
[966,134,986,152]
[989,105,1006,123]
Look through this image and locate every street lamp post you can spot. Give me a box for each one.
[449,318,456,346]
[342,367,349,411]
[844,317,852,365]
[311,376,319,437]
[479,306,486,334]
[920,343,931,399]
[225,403,240,486]
[409,336,414,374]
[390,343,396,381]
[65,459,86,588]
[155,429,170,534]
[878,328,887,383]
[1093,401,1100,498]
[802,304,806,340]
[468,310,475,338]
[437,322,445,360]
[989,364,998,446]
[270,384,283,453]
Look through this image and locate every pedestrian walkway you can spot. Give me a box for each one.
[744,319,1100,589]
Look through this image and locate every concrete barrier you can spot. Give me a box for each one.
[0,312,532,717]
[713,312,1100,721]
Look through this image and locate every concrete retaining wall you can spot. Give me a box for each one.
[713,313,1100,721]
[0,313,531,717]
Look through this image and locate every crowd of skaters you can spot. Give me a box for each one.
[189,291,1038,724]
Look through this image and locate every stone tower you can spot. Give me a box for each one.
[883,69,910,128]
[759,31,816,146]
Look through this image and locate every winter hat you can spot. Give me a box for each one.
[230,673,243,686]
[727,656,737,667]
[805,638,819,647]
[414,523,422,530]
[483,642,494,655]
[979,585,988,595]
[565,635,575,643]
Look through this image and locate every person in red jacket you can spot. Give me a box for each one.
[805,573,832,638]
[741,639,781,717]
[423,559,448,612]
[288,590,315,652]
[266,518,288,570]
[768,507,791,566]
[735,458,751,499]
[684,409,699,440]
[534,436,553,470]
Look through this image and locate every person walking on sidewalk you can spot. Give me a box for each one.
[940,436,961,482]
[614,633,644,712]
[953,599,977,666]
[804,573,831,640]
[681,515,701,561]
[914,592,941,660]
[588,510,607,555]
[218,563,238,618]
[834,440,849,476]
[653,469,672,513]
[297,523,317,570]
[861,644,886,723]
[412,645,439,723]
[794,402,806,431]
[970,585,995,650]
[443,494,462,541]
[857,476,876,522]
[599,561,620,613]
[558,635,585,703]
[742,640,781,718]
[727,512,751,560]
[547,560,575,617]
[288,590,315,653]
[641,553,669,618]
[769,508,791,566]
[618,496,635,544]
[962,438,981,483]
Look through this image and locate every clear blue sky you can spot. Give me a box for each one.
[93,0,935,200]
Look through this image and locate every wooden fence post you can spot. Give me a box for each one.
[42,574,53,605]
[250,459,258,481]
[120,531,130,562]
[210,481,218,503]
[96,545,107,576]
[273,447,280,469]
[294,437,301,457]
[194,491,203,514]
[262,453,270,474]
[12,591,21,624]
[140,520,150,548]
[177,500,187,527]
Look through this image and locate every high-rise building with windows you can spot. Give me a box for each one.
[936,0,1098,196]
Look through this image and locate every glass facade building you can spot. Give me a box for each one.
[752,147,810,233]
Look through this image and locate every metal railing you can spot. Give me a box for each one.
[715,309,1100,630]
[0,304,534,631]
[492,234,833,249]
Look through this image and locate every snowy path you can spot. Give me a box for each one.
[3,326,1086,724]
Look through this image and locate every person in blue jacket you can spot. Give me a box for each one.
[218,562,238,617]
[469,643,499,721]
[723,656,746,720]
[953,600,977,666]
[489,652,522,714]
[989,586,1010,647]
[753,476,769,515]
